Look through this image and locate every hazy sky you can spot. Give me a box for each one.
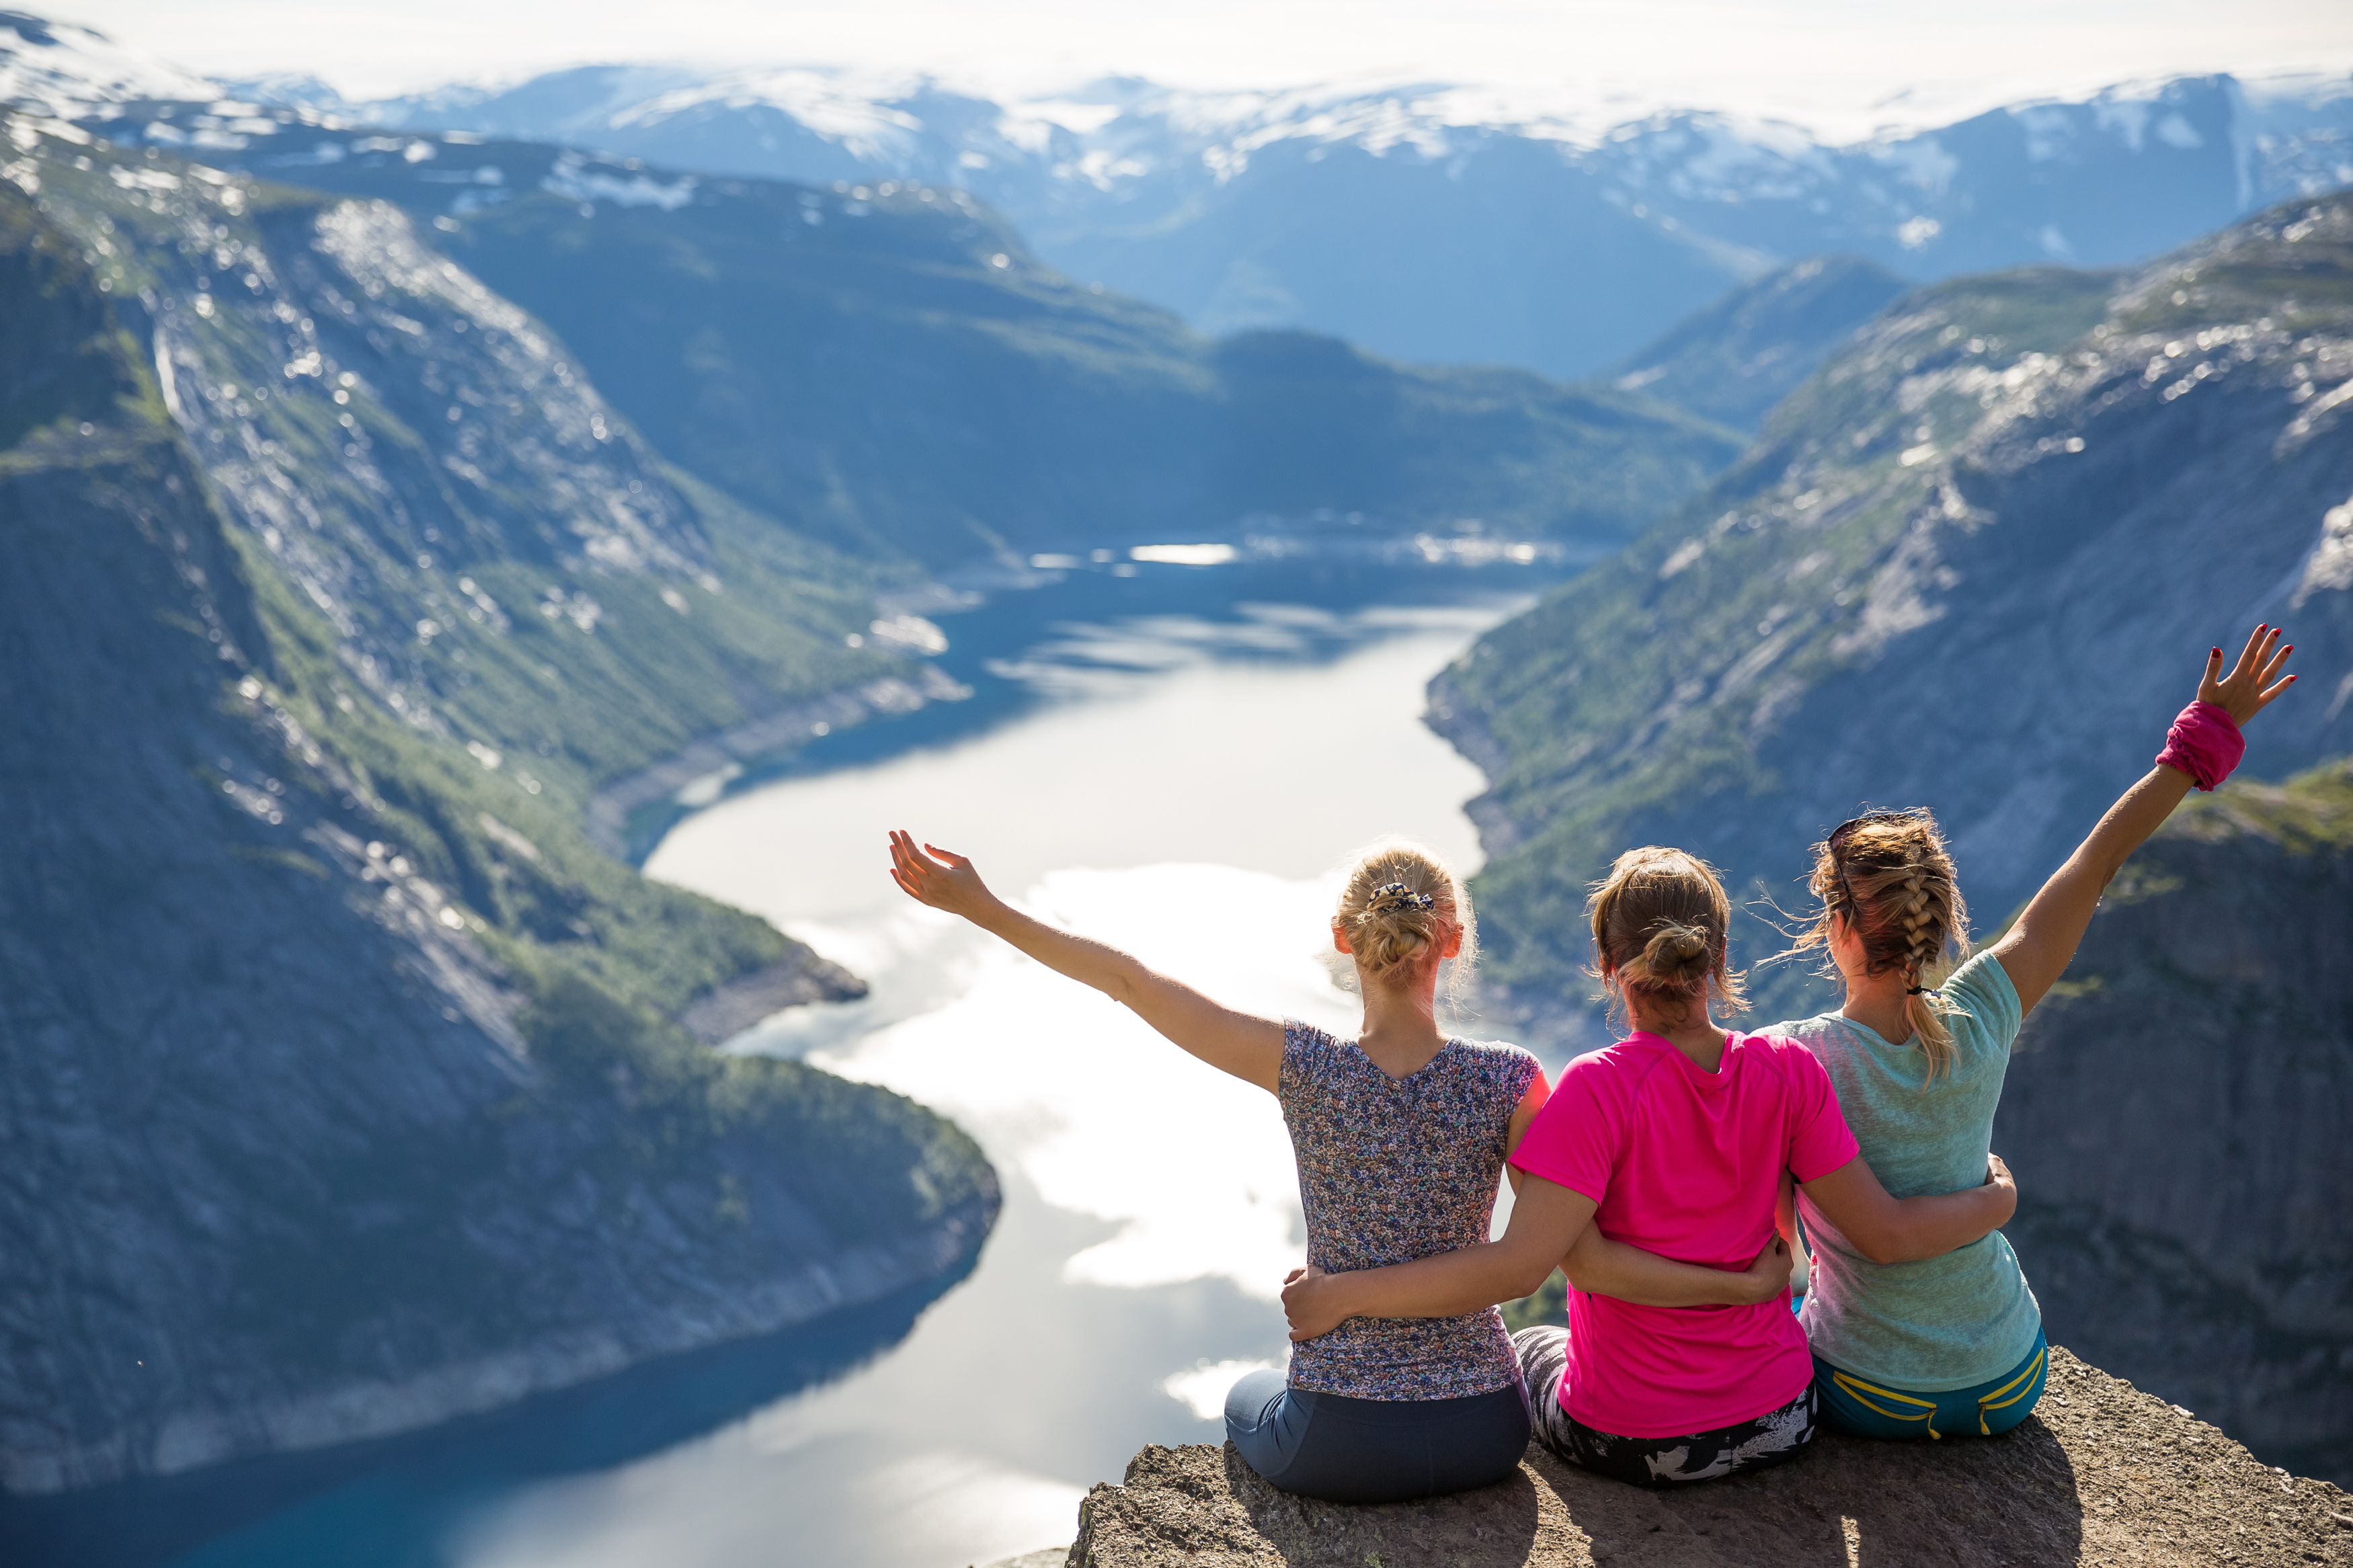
[45,0,2353,124]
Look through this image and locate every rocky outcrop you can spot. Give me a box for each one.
[1066,1348,2352,1566]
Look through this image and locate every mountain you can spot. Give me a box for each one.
[0,9,210,114]
[239,57,2353,380]
[1603,255,1913,430]
[1425,192,2353,1479]
[0,114,998,1492]
[1435,190,2353,1005]
[2001,760,2353,1485]
[83,103,1743,567]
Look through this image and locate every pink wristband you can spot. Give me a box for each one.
[2154,700,2243,791]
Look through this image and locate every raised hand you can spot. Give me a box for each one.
[2198,624,2296,727]
[886,830,999,920]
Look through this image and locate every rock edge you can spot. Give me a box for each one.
[1068,1346,2353,1566]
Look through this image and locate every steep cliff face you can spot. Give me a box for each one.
[92,103,1745,565]
[1437,192,2353,1013]
[0,120,996,1493]
[1999,762,2353,1485]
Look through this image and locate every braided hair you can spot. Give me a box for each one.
[1790,809,1971,1079]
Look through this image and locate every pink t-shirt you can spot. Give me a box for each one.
[1509,1030,1860,1438]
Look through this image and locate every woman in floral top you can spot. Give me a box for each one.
[890,830,1587,1501]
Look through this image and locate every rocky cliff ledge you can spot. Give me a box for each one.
[1065,1348,2352,1567]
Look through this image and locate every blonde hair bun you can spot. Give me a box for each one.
[1334,839,1475,992]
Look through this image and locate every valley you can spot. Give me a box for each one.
[3,7,2351,1558]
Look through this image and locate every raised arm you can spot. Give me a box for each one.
[1801,1152,2016,1266]
[1989,626,2295,1017]
[888,831,1283,1091]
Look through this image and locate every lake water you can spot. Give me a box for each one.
[630,581,1530,1567]
[25,559,1559,1568]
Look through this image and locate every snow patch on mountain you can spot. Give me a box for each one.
[0,11,215,116]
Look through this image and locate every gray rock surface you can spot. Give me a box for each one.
[1066,1348,2352,1566]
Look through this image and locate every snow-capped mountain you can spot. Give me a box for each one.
[245,63,2353,378]
[0,9,212,116]
[10,11,2351,379]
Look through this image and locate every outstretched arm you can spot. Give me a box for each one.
[888,831,1283,1091]
[1991,626,2295,1017]
[1802,1153,2016,1265]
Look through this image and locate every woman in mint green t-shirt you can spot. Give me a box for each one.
[1774,626,2296,1439]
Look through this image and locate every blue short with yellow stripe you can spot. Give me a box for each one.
[1810,1329,2048,1440]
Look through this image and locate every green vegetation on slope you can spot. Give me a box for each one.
[0,121,996,1489]
[1436,194,2353,1018]
[1603,253,1913,431]
[158,117,1745,563]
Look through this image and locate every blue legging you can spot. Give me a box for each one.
[1812,1329,2049,1440]
[1224,1369,1531,1504]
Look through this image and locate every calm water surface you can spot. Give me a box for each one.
[36,561,1555,1568]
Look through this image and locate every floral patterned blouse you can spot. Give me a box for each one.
[1280,1020,1542,1401]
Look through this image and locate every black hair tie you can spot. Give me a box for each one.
[1367,881,1436,913]
[1905,985,1927,995]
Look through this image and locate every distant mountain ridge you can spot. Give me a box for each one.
[238,60,2353,380]
[73,103,1744,568]
[8,13,2348,379]
[1440,191,2353,1001]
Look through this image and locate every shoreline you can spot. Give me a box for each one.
[585,664,975,863]
[6,1192,998,1496]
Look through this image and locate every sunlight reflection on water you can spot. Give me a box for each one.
[468,598,1521,1567]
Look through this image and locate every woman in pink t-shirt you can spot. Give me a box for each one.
[1283,847,2019,1486]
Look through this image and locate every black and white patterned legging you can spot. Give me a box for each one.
[1512,1327,1817,1488]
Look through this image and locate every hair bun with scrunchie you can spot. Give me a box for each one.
[1367,881,1436,913]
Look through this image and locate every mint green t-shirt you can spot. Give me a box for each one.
[1776,950,2043,1391]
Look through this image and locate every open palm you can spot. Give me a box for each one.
[2198,624,2295,726]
